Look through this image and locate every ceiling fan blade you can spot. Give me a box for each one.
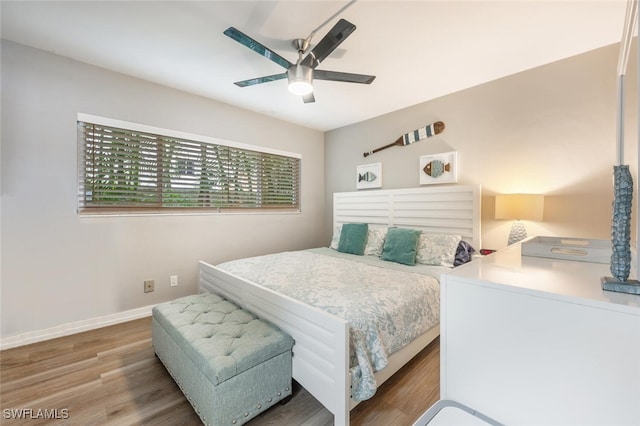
[300,19,356,69]
[313,70,376,84]
[224,27,293,70]
[302,92,315,103]
[234,73,287,87]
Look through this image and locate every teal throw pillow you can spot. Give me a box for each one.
[337,223,369,255]
[381,227,421,265]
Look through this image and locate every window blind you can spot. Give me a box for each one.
[78,121,300,213]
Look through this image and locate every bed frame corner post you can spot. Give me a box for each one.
[335,320,350,426]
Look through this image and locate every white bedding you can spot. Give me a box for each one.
[216,247,445,400]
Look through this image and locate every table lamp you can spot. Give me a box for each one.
[495,194,544,245]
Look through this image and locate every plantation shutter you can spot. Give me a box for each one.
[78,120,300,213]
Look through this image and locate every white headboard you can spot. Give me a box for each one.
[333,184,481,250]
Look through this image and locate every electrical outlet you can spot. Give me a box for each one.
[144,280,155,293]
[170,275,178,287]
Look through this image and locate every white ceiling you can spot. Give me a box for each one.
[0,0,628,131]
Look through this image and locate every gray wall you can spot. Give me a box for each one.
[325,42,637,250]
[1,41,325,339]
[3,38,637,341]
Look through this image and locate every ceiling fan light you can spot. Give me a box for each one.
[288,81,313,96]
[287,65,313,95]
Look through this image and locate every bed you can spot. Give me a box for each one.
[198,184,481,426]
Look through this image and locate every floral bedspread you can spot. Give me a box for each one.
[216,248,442,401]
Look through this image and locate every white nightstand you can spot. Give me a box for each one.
[439,242,640,425]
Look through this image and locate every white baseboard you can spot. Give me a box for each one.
[0,305,156,351]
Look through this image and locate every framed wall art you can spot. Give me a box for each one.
[420,151,457,185]
[356,162,382,189]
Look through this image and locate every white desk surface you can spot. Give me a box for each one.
[446,242,640,316]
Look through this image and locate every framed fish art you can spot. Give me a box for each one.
[419,151,458,185]
[356,162,382,190]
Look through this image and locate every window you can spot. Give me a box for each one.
[77,115,300,214]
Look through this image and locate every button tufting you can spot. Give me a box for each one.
[155,295,294,425]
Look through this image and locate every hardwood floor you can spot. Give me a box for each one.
[0,317,440,425]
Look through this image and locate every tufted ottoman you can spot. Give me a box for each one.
[152,293,294,425]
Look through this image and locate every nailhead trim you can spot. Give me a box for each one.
[155,294,294,426]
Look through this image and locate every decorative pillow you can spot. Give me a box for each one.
[364,227,387,257]
[381,227,421,266]
[454,240,476,266]
[330,224,342,249]
[416,233,462,267]
[337,223,369,255]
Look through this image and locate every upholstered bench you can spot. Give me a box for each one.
[152,293,294,426]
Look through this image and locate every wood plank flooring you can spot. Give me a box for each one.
[0,317,440,425]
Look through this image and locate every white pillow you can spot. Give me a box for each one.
[364,227,387,257]
[416,233,462,267]
[330,224,342,249]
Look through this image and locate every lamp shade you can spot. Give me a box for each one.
[495,194,544,221]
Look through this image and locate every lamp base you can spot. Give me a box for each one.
[508,221,527,245]
[601,276,640,295]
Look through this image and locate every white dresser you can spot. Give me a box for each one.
[440,242,640,426]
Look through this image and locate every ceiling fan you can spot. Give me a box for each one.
[223,18,376,103]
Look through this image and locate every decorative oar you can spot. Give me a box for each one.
[363,121,445,157]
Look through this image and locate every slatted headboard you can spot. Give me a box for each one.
[333,184,481,249]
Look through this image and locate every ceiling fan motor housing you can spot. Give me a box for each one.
[287,65,314,95]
